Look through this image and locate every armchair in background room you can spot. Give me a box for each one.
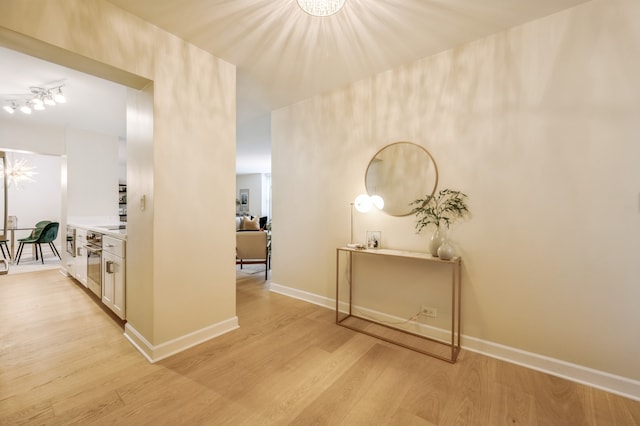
[236,230,269,280]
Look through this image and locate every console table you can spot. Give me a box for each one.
[335,247,461,363]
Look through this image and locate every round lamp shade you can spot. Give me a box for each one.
[370,195,384,210]
[354,194,373,213]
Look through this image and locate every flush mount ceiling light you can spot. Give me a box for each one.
[297,0,345,17]
[2,84,67,115]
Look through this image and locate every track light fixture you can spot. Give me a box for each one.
[2,84,67,115]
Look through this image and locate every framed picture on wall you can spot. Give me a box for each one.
[366,231,381,249]
[239,188,249,212]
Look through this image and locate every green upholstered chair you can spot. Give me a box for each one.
[18,220,51,243]
[16,222,61,264]
[15,220,52,262]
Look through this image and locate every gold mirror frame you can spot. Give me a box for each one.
[364,141,439,217]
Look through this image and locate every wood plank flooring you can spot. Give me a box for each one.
[1,269,639,425]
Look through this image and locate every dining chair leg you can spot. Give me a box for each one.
[15,242,24,265]
[50,243,61,259]
[0,243,7,260]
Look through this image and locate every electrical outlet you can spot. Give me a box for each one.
[421,305,437,318]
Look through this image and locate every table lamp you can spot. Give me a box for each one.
[349,194,384,247]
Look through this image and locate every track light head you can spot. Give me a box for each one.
[44,93,56,106]
[53,87,66,103]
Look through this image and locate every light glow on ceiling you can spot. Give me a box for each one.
[296,0,345,17]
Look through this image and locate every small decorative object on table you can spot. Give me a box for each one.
[366,231,381,249]
[7,215,17,229]
[410,188,470,258]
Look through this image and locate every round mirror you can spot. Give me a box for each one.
[365,141,439,216]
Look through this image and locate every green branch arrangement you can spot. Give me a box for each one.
[410,189,470,233]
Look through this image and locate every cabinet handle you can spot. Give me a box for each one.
[106,260,115,274]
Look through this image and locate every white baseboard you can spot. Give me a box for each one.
[270,282,335,309]
[269,281,640,401]
[462,337,640,402]
[124,316,239,363]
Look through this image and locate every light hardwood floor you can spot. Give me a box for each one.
[1,269,639,425]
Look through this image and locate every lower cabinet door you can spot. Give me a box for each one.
[75,244,88,286]
[102,251,125,320]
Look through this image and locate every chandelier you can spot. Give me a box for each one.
[1,157,38,189]
[3,85,66,115]
[297,0,345,17]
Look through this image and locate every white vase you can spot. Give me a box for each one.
[437,239,455,260]
[429,227,444,257]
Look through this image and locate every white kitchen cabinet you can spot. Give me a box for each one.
[74,228,87,286]
[64,254,75,277]
[102,235,126,319]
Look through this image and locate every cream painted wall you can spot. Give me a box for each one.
[126,84,155,342]
[0,0,237,349]
[151,33,236,343]
[272,0,640,381]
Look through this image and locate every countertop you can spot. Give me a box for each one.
[68,223,127,240]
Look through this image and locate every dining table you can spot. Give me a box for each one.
[1,227,36,263]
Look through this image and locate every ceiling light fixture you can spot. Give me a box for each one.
[2,84,67,115]
[297,0,345,17]
[33,97,45,111]
[0,156,38,189]
[2,102,17,114]
[44,92,56,106]
[19,103,32,115]
[53,87,66,103]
